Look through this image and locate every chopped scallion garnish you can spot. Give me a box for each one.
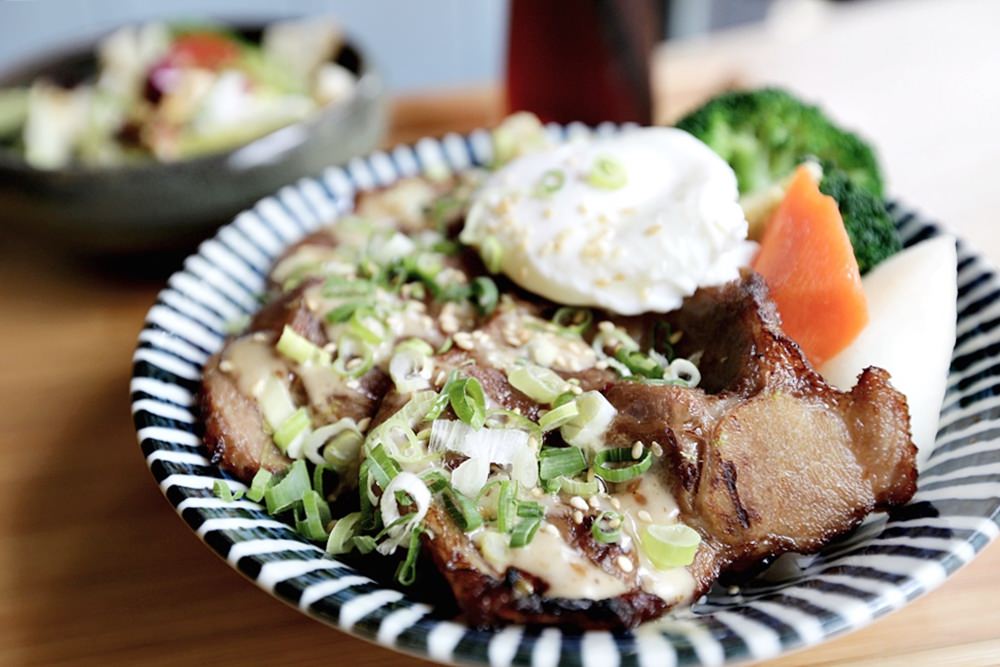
[213,479,236,502]
[552,307,593,335]
[395,523,425,585]
[592,446,652,483]
[509,516,541,548]
[273,407,311,453]
[614,348,664,379]
[326,511,363,555]
[471,276,499,316]
[507,364,568,404]
[550,475,599,497]
[497,480,517,533]
[264,459,311,514]
[276,325,331,365]
[538,400,580,432]
[442,486,484,532]
[538,446,588,481]
[481,235,503,274]
[515,500,544,518]
[366,443,401,489]
[245,469,274,503]
[586,155,627,190]
[448,376,487,429]
[296,490,332,540]
[533,168,565,197]
[641,523,701,569]
[333,333,375,378]
[559,390,617,449]
[591,511,622,544]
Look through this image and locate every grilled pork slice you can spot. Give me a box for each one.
[201,280,388,482]
[405,275,916,629]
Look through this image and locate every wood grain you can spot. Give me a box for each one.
[1,85,998,667]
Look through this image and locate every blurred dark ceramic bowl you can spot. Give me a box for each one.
[0,23,387,255]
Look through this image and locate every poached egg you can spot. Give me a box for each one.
[460,127,752,315]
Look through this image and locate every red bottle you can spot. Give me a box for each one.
[505,0,663,125]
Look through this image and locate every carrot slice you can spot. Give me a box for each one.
[752,165,868,366]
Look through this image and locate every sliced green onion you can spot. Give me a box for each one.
[533,168,565,197]
[641,523,702,569]
[442,487,483,532]
[551,475,599,497]
[538,446,587,481]
[586,155,627,190]
[276,325,331,365]
[348,308,386,345]
[358,459,377,529]
[273,407,311,453]
[389,340,433,394]
[323,275,374,298]
[539,400,579,432]
[559,390,617,449]
[366,391,437,463]
[326,301,363,324]
[552,307,592,335]
[450,455,489,497]
[481,235,503,273]
[256,375,296,431]
[326,511,363,555]
[509,517,541,548]
[430,418,531,465]
[333,334,375,378]
[304,419,363,470]
[667,358,701,388]
[485,409,543,441]
[592,511,622,544]
[213,480,236,502]
[245,469,274,503]
[395,523,425,585]
[471,276,499,316]
[366,443,401,489]
[515,500,544,518]
[448,376,487,429]
[421,470,451,494]
[593,447,653,483]
[353,535,377,554]
[497,480,517,533]
[426,370,460,421]
[614,348,663,379]
[264,459,310,514]
[507,364,568,404]
[296,490,332,540]
[378,472,432,555]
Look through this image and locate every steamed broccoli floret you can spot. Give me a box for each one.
[676,88,884,198]
[819,168,901,274]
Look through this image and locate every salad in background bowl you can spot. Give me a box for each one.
[0,18,386,254]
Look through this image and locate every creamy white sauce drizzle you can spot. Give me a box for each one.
[503,526,629,600]
[224,335,288,397]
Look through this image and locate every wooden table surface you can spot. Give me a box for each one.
[4,17,1000,666]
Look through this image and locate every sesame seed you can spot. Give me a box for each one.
[608,517,622,529]
[576,203,588,215]
[632,441,645,460]
[588,495,600,509]
[434,370,446,385]
[727,585,741,596]
[644,224,662,236]
[454,332,474,350]
[595,360,609,370]
[617,555,634,573]
[609,497,621,510]
[572,510,584,524]
[638,510,653,523]
[219,360,234,373]
[543,523,561,537]
[650,441,664,457]
[569,496,589,511]
[531,487,543,498]
[253,332,270,342]
[570,385,583,395]
[598,321,615,332]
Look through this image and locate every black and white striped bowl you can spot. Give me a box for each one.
[131,126,1000,666]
